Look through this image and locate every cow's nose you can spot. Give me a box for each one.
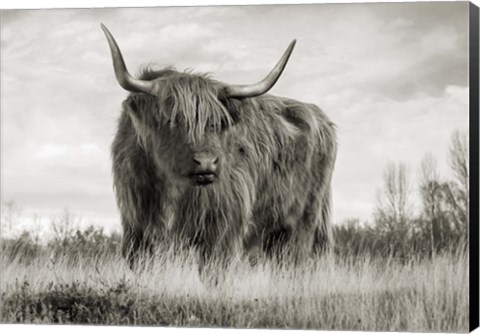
[193,154,218,172]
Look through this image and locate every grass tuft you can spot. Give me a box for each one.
[1,237,469,331]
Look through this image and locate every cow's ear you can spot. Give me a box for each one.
[123,98,148,136]
[228,108,241,125]
[217,94,241,125]
[123,97,140,117]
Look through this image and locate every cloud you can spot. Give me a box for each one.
[1,2,470,227]
[36,144,69,159]
[34,143,103,162]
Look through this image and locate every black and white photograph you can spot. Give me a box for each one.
[1,1,478,332]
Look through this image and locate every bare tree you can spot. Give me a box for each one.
[1,201,22,238]
[374,162,413,235]
[419,153,449,253]
[449,130,469,193]
[50,208,78,242]
[31,213,43,245]
[444,130,469,235]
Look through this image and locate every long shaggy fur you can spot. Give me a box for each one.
[111,67,337,268]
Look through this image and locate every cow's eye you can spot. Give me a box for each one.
[164,119,174,128]
[164,117,184,128]
[207,120,229,133]
[238,145,246,155]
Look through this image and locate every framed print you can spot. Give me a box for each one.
[1,1,479,332]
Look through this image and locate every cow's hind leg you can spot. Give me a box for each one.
[290,189,331,265]
[262,227,291,262]
[290,222,316,265]
[244,223,291,265]
[313,190,334,254]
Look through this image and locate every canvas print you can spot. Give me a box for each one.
[0,2,477,332]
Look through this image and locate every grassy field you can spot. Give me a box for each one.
[0,239,469,332]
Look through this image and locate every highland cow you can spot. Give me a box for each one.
[101,24,336,270]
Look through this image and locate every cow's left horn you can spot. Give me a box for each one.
[101,24,155,94]
[224,39,296,99]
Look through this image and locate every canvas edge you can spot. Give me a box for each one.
[469,1,480,332]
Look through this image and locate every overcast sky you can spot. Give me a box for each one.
[1,2,470,234]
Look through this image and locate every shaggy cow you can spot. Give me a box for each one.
[101,24,336,270]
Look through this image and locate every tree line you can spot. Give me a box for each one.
[335,129,469,259]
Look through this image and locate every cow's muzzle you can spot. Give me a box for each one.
[189,172,217,186]
[189,153,219,185]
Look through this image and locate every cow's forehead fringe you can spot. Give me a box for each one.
[140,67,233,142]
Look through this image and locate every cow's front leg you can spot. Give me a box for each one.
[243,229,265,266]
[196,243,231,286]
[122,225,154,270]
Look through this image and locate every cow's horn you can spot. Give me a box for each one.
[224,39,296,99]
[101,24,155,94]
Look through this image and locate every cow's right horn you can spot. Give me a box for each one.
[101,24,155,94]
[224,39,296,99]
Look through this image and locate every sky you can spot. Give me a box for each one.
[0,2,470,236]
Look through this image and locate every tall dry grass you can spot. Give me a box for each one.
[0,240,469,331]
